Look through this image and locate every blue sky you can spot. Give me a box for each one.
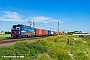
[0,0,90,32]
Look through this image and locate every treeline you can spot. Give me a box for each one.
[67,31,80,35]
[68,32,74,35]
[5,31,11,34]
[67,31,88,35]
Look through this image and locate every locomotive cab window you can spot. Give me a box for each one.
[12,25,16,29]
[13,25,16,28]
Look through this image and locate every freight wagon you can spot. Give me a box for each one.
[11,24,56,38]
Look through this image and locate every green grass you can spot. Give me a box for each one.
[0,34,11,37]
[0,41,48,60]
[0,34,11,40]
[36,35,90,60]
[0,35,90,60]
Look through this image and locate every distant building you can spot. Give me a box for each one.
[89,32,90,34]
[0,31,5,34]
[73,32,90,36]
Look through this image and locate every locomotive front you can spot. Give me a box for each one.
[11,24,21,37]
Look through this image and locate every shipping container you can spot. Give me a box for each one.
[35,28,39,36]
[45,30,48,35]
[48,30,51,35]
[42,29,45,35]
[39,29,42,35]
[38,29,43,36]
[36,29,48,36]
[44,30,46,35]
[55,32,60,35]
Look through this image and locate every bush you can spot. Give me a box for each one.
[0,35,90,60]
[47,48,72,60]
[36,53,52,60]
[0,41,48,60]
[27,42,48,53]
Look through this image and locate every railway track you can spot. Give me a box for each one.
[0,37,46,44]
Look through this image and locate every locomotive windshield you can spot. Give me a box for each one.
[12,25,16,29]
[12,25,20,30]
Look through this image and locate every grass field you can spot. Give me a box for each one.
[0,35,90,60]
[0,34,11,37]
[0,34,11,40]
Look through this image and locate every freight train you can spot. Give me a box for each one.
[11,24,56,38]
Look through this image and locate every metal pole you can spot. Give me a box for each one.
[58,21,60,32]
[32,21,35,28]
[28,21,32,27]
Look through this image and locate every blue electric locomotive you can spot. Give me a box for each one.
[11,24,35,37]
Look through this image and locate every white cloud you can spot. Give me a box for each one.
[3,11,20,19]
[31,16,51,21]
[30,16,62,23]
[0,11,63,23]
[0,11,26,22]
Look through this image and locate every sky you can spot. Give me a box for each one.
[0,0,90,32]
